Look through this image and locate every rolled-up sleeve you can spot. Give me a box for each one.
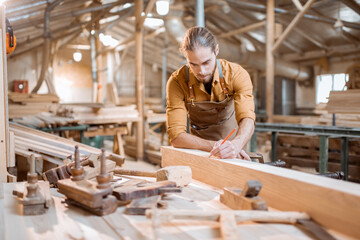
[166,76,188,142]
[232,67,255,123]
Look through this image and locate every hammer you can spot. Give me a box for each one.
[113,166,192,187]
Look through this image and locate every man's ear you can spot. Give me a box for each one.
[215,44,219,56]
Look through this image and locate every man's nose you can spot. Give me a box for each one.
[199,65,206,75]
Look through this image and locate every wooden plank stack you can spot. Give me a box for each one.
[8,92,60,119]
[276,133,360,182]
[327,90,360,114]
[9,123,124,178]
[64,104,140,124]
[11,112,79,128]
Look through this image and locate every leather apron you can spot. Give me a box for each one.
[185,60,238,141]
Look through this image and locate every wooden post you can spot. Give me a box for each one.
[341,137,349,181]
[319,135,329,174]
[135,0,144,161]
[266,0,275,122]
[0,5,9,182]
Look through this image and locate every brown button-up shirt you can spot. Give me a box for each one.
[166,59,255,142]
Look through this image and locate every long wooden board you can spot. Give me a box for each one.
[0,7,8,182]
[161,146,360,239]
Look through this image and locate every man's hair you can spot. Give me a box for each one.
[180,26,217,54]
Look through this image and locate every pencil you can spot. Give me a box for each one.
[208,128,237,158]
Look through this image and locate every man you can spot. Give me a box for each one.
[166,26,255,160]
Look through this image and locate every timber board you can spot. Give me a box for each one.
[161,146,360,239]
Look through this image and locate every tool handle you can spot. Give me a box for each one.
[114,169,156,178]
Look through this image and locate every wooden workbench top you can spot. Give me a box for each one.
[0,179,351,240]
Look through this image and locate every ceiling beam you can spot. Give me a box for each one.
[226,0,360,30]
[272,0,316,53]
[217,21,265,38]
[340,0,360,16]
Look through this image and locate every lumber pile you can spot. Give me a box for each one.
[11,112,78,128]
[123,136,162,165]
[62,104,140,124]
[8,92,60,104]
[9,123,124,179]
[327,90,360,114]
[8,92,60,119]
[276,133,360,182]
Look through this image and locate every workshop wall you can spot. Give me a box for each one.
[7,50,46,93]
[53,48,92,103]
[116,56,164,98]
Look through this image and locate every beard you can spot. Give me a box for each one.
[196,73,213,83]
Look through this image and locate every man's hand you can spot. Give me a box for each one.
[210,140,250,160]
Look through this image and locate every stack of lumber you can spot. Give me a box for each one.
[9,123,124,174]
[276,133,360,182]
[327,90,360,114]
[62,104,140,124]
[11,112,78,128]
[8,92,59,119]
[8,92,60,104]
[123,136,162,165]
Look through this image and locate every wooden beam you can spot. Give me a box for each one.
[340,0,360,16]
[217,21,265,39]
[161,146,360,239]
[0,6,9,182]
[292,0,304,11]
[135,0,144,161]
[266,0,275,122]
[272,0,316,53]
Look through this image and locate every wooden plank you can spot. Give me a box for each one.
[161,146,360,239]
[10,123,124,164]
[8,131,15,167]
[0,6,8,182]
[84,126,127,138]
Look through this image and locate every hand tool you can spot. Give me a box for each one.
[112,180,180,201]
[43,153,116,187]
[209,128,236,158]
[125,195,164,215]
[57,147,117,216]
[220,180,267,210]
[12,154,51,215]
[114,166,192,187]
[248,152,286,167]
[146,209,310,240]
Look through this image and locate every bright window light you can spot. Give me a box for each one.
[73,51,82,62]
[316,73,348,103]
[156,0,170,16]
[99,33,119,47]
[144,18,164,29]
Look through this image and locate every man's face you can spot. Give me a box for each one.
[185,45,218,84]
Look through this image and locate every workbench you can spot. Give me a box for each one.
[0,174,353,240]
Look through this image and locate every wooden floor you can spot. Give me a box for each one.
[1,178,349,240]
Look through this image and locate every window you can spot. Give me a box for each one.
[316,73,348,103]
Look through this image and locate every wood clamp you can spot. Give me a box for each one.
[220,180,268,210]
[12,154,51,215]
[249,153,286,167]
[57,146,117,216]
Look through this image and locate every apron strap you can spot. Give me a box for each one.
[186,65,195,106]
[217,59,229,98]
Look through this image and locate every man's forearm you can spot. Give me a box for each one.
[231,118,255,153]
[171,132,216,152]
